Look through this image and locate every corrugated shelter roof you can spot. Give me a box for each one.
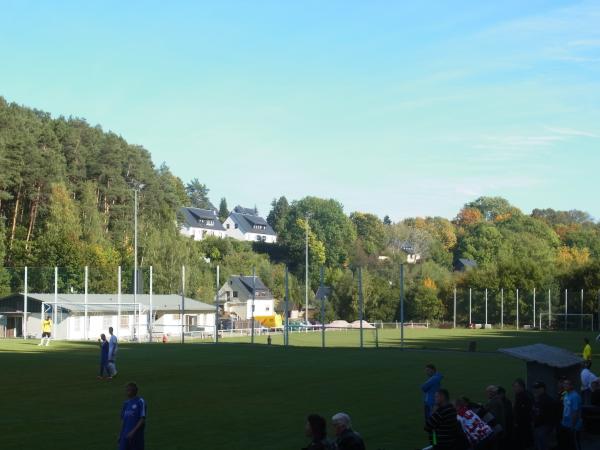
[498,343,583,368]
[23,294,214,314]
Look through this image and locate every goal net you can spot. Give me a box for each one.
[538,313,594,331]
[40,301,147,341]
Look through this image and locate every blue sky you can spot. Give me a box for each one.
[1,0,599,220]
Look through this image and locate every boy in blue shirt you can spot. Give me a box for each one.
[421,364,443,422]
[98,334,110,379]
[118,382,147,450]
[559,378,582,450]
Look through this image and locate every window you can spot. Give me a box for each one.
[234,223,238,229]
[233,291,238,298]
[261,236,267,242]
[265,307,270,312]
[256,235,262,241]
[207,220,214,226]
[226,224,230,229]
[120,315,129,328]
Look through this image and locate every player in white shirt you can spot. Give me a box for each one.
[108,326,119,377]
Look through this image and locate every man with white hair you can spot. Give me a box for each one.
[331,413,365,450]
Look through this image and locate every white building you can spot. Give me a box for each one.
[217,275,275,320]
[0,293,216,341]
[223,206,277,243]
[179,207,227,241]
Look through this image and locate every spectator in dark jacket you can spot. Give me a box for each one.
[496,386,513,449]
[303,414,334,450]
[512,379,533,449]
[485,386,505,436]
[425,389,463,450]
[532,381,556,450]
[331,413,365,450]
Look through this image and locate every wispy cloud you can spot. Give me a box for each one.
[545,126,599,138]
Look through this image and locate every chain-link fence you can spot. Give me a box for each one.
[1,266,599,344]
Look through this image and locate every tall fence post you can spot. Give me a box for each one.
[533,288,537,328]
[284,267,289,347]
[453,287,457,329]
[501,288,504,330]
[251,267,256,344]
[485,288,488,327]
[358,267,364,349]
[214,265,219,344]
[320,266,325,349]
[548,289,552,329]
[181,265,185,344]
[581,289,584,330]
[23,266,28,339]
[516,288,520,330]
[565,289,568,331]
[54,266,58,337]
[469,288,472,325]
[149,265,153,342]
[84,266,88,340]
[118,266,122,337]
[400,263,405,349]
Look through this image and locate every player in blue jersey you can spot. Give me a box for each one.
[98,334,111,380]
[118,382,147,450]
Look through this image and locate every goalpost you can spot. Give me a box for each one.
[539,313,594,331]
[41,301,146,341]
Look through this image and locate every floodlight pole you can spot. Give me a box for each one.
[320,266,325,349]
[251,267,256,344]
[23,266,28,339]
[305,215,309,325]
[400,263,405,349]
[133,188,138,341]
[358,267,364,349]
[214,265,219,344]
[284,266,290,347]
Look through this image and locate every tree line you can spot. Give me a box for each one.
[1,97,599,323]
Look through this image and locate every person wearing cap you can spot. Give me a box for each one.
[532,381,556,450]
[331,413,365,450]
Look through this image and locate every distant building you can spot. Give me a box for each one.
[0,293,215,340]
[218,275,275,320]
[179,207,227,241]
[223,206,277,243]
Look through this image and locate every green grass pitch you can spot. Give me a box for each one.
[0,329,594,450]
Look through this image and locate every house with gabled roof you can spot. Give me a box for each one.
[179,207,227,241]
[217,275,275,320]
[223,205,277,243]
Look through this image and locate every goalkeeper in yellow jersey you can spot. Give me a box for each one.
[38,315,52,346]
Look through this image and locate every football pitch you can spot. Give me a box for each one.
[0,329,594,450]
